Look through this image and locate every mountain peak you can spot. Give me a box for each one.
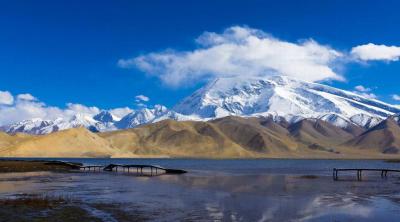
[93,111,115,123]
[173,75,400,125]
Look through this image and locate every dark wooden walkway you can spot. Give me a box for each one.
[333,168,400,181]
[80,164,186,176]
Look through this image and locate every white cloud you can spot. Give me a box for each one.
[353,85,377,99]
[63,103,100,117]
[135,95,150,102]
[351,43,400,61]
[0,91,14,105]
[17,93,37,101]
[393,94,400,101]
[0,99,104,126]
[109,107,133,119]
[118,26,344,87]
[354,85,371,92]
[0,90,141,126]
[0,90,133,126]
[0,99,65,125]
[356,92,377,100]
[135,102,146,107]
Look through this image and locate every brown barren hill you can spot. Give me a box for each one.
[1,128,118,157]
[0,132,34,153]
[100,119,256,158]
[2,116,400,158]
[0,132,13,148]
[345,117,400,154]
[210,116,298,153]
[288,119,356,147]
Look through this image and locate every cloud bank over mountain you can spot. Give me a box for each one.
[119,26,400,90]
[118,26,344,87]
[0,91,132,126]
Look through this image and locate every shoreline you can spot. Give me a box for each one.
[2,156,400,160]
[1,159,400,221]
[0,159,81,173]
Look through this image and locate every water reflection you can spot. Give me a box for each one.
[1,170,400,221]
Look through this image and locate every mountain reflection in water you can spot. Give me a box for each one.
[1,159,400,221]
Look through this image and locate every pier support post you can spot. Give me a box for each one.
[333,168,336,180]
[357,170,362,181]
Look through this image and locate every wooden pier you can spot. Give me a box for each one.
[80,164,187,176]
[79,165,104,172]
[333,168,400,181]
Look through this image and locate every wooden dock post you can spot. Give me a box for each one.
[333,168,337,180]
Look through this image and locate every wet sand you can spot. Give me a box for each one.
[1,165,400,221]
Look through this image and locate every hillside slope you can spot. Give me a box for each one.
[0,128,125,157]
[345,117,400,154]
[100,119,257,158]
[100,116,383,158]
[1,116,400,158]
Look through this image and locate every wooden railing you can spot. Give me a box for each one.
[333,168,400,181]
[80,164,187,176]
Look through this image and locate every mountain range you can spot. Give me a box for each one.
[1,76,399,135]
[1,114,400,158]
[1,75,400,158]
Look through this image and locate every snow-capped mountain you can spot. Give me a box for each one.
[1,113,115,135]
[93,111,117,123]
[2,75,400,135]
[174,75,400,128]
[115,105,194,129]
[0,118,55,135]
[0,106,193,135]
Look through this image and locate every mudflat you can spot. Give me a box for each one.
[0,160,81,173]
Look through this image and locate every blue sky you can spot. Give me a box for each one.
[1,0,400,112]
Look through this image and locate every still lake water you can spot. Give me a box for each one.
[2,158,400,221]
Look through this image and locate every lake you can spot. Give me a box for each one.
[1,158,400,221]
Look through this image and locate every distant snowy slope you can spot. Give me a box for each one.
[174,75,400,127]
[115,105,196,129]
